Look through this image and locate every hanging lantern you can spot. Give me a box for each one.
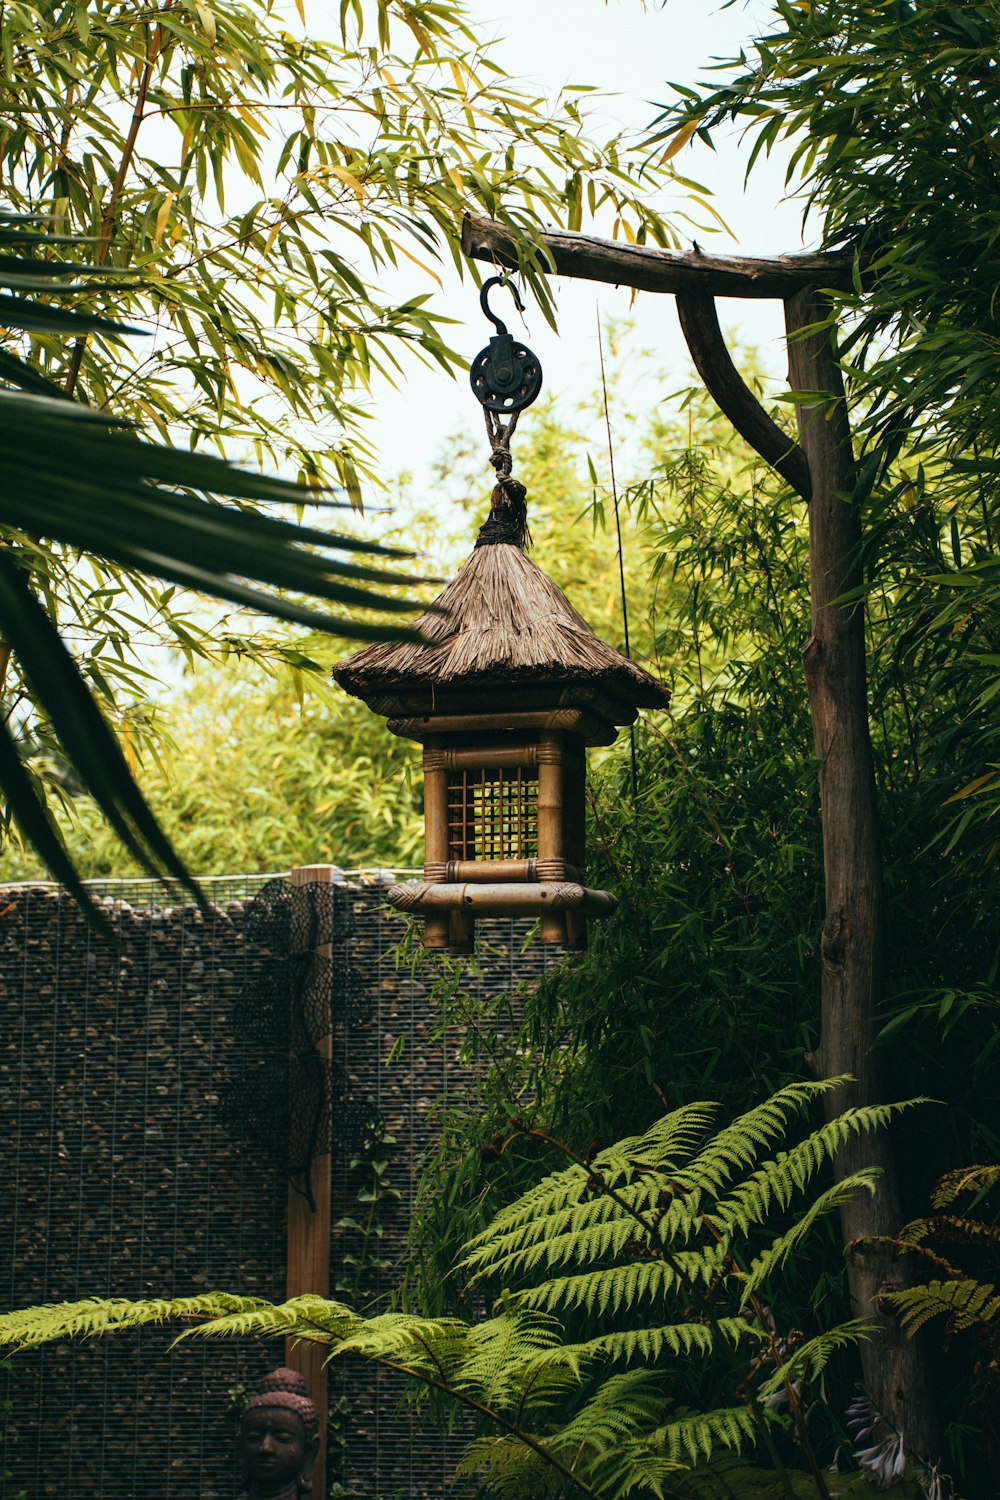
[332,279,669,953]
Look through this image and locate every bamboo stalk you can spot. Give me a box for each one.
[388,881,617,917]
[448,910,475,953]
[434,743,539,772]
[536,732,565,943]
[440,858,582,883]
[422,740,450,947]
[563,743,588,951]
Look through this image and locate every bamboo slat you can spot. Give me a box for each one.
[388,880,617,917]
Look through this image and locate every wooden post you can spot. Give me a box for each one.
[784,291,938,1462]
[562,740,588,951]
[537,732,566,944]
[422,742,451,949]
[286,863,336,1497]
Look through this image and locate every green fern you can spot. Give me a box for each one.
[876,1160,1000,1474]
[887,1277,1000,1335]
[931,1164,1000,1208]
[0,1080,913,1500]
[877,1161,1000,1341]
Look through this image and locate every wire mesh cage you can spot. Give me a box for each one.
[0,869,559,1500]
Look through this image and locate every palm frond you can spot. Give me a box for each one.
[0,222,426,900]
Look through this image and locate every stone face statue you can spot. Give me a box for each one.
[238,1367,321,1499]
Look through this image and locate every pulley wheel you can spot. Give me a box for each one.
[470,340,543,414]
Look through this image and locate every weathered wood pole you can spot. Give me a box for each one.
[783,291,938,1461]
[421,742,452,948]
[536,731,567,944]
[286,862,335,1498]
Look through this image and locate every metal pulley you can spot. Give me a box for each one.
[469,276,543,414]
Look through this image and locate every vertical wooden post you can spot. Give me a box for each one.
[785,291,938,1463]
[562,739,588,951]
[286,863,335,1497]
[422,743,451,949]
[537,732,566,944]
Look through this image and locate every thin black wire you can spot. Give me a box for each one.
[597,310,639,804]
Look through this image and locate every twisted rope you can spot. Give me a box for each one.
[475,407,531,550]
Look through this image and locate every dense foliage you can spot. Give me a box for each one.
[0,346,668,879]
[4,3,1000,1493]
[0,1082,926,1500]
[663,0,1000,878]
[0,0,689,885]
[397,368,999,1494]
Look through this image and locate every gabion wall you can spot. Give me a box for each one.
[0,875,554,1500]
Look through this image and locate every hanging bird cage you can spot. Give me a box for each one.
[332,279,669,953]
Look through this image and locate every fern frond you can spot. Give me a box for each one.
[464,1102,719,1259]
[585,1103,719,1182]
[515,1245,726,1318]
[709,1104,898,1237]
[459,1373,678,1500]
[466,1163,595,1248]
[756,1319,873,1398]
[884,1278,1000,1334]
[740,1170,880,1298]
[587,1436,685,1499]
[2,1083,917,1500]
[470,1173,694,1275]
[174,1293,365,1347]
[0,1293,269,1350]
[449,1309,567,1409]
[454,1434,561,1498]
[546,1371,668,1459]
[932,1163,1000,1208]
[651,1403,763,1467]
[529,1316,753,1370]
[672,1080,843,1202]
[897,1214,1000,1254]
[478,1214,658,1283]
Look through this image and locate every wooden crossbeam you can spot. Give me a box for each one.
[461,214,859,300]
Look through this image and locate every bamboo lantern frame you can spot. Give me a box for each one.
[404,725,595,951]
[332,539,670,953]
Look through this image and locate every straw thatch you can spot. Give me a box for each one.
[334,541,669,717]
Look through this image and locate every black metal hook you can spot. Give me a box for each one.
[479,274,526,336]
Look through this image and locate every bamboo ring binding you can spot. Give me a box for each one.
[387,880,616,918]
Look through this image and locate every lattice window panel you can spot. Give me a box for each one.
[446,768,538,862]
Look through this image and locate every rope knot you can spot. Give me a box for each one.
[476,407,530,551]
[489,447,513,482]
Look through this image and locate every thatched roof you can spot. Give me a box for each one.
[334,541,670,718]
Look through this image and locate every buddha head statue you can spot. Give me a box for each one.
[238,1367,321,1498]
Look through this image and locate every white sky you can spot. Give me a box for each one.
[366,0,809,498]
